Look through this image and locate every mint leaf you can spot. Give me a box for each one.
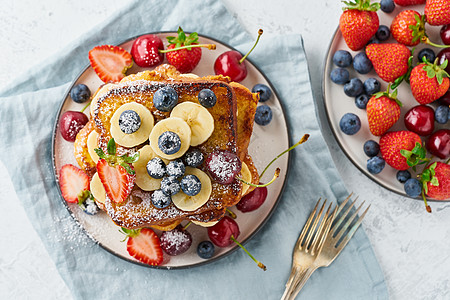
[107,138,116,155]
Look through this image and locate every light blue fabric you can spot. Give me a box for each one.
[0,0,388,299]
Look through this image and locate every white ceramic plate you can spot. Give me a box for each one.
[52,32,291,268]
[322,5,448,200]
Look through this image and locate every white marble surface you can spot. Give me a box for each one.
[1,0,449,299]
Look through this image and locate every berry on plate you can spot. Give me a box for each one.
[121,227,163,266]
[254,105,273,126]
[160,225,192,256]
[426,129,450,159]
[376,25,391,41]
[409,60,450,105]
[339,0,380,51]
[88,45,133,83]
[404,105,435,136]
[59,164,90,203]
[396,170,411,183]
[333,50,353,67]
[366,43,411,83]
[70,84,91,103]
[339,113,361,135]
[421,162,450,200]
[404,178,422,197]
[353,52,373,74]
[425,0,450,26]
[251,84,272,102]
[379,130,425,170]
[391,10,423,46]
[344,78,364,97]
[418,48,436,63]
[363,140,380,157]
[59,111,89,142]
[366,88,402,136]
[367,156,386,174]
[435,105,450,124]
[355,94,370,109]
[363,78,381,95]
[330,68,350,85]
[197,241,215,259]
[380,0,395,13]
[394,0,425,5]
[130,34,164,67]
[236,186,268,212]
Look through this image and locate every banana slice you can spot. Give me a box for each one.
[240,162,252,196]
[90,172,106,204]
[91,83,115,116]
[149,117,191,159]
[172,167,212,211]
[170,102,214,146]
[133,145,169,191]
[87,130,100,164]
[110,102,154,148]
[192,220,218,227]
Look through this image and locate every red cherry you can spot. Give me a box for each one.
[404,105,435,136]
[437,48,450,74]
[130,34,164,67]
[214,29,263,82]
[441,25,450,45]
[208,216,240,247]
[236,186,268,213]
[205,150,242,185]
[427,129,450,159]
[59,111,89,142]
[438,89,450,106]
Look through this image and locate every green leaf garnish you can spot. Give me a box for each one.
[107,138,117,155]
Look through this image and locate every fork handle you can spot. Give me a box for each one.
[281,266,317,300]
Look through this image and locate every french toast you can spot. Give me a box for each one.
[74,64,259,228]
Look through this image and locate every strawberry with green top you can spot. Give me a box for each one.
[410,59,450,104]
[121,227,163,266]
[161,27,216,73]
[379,130,426,170]
[95,138,139,203]
[421,162,450,201]
[339,0,380,51]
[366,86,402,136]
[425,0,450,26]
[366,43,411,84]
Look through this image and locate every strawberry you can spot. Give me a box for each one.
[366,88,402,136]
[339,0,380,51]
[163,27,216,73]
[425,0,450,26]
[379,131,424,170]
[366,43,411,83]
[59,164,90,203]
[410,60,450,104]
[422,162,450,200]
[121,228,163,266]
[88,45,133,83]
[394,0,426,5]
[391,10,425,46]
[95,138,139,203]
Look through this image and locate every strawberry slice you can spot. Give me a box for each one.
[123,228,163,266]
[96,159,135,203]
[59,164,90,203]
[88,45,133,83]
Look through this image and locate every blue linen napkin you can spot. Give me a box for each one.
[0,0,388,299]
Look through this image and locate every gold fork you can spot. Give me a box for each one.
[280,198,336,300]
[281,194,370,300]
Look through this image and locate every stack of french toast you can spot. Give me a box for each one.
[74,64,260,231]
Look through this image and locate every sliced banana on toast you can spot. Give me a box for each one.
[240,162,252,196]
[170,102,214,146]
[90,172,106,204]
[87,130,100,164]
[149,117,191,159]
[133,145,169,191]
[172,167,212,211]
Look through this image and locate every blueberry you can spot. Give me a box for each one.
[355,94,370,109]
[118,110,141,134]
[330,68,350,85]
[353,52,373,74]
[363,140,380,157]
[180,174,202,196]
[404,178,422,197]
[198,89,217,108]
[166,159,185,178]
[151,189,172,209]
[197,241,215,259]
[380,0,395,13]
[376,25,391,41]
[254,105,273,126]
[81,197,99,215]
[252,84,272,102]
[158,131,181,155]
[367,156,385,174]
[435,105,449,124]
[161,176,181,196]
[396,170,411,184]
[339,113,361,135]
[363,78,381,95]
[184,149,204,168]
[344,78,364,97]
[366,36,380,45]
[153,86,178,111]
[146,157,166,179]
[418,48,436,63]
[333,50,353,68]
[70,84,91,103]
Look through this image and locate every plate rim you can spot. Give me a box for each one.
[51,31,293,269]
[321,26,445,203]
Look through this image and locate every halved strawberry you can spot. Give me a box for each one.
[96,159,135,203]
[122,228,163,266]
[59,164,90,203]
[88,45,133,83]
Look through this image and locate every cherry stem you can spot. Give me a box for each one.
[422,36,450,49]
[237,168,280,187]
[230,235,266,271]
[259,134,310,178]
[239,29,263,64]
[421,190,432,213]
[80,100,92,113]
[183,221,192,230]
[226,208,237,219]
[160,44,216,53]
